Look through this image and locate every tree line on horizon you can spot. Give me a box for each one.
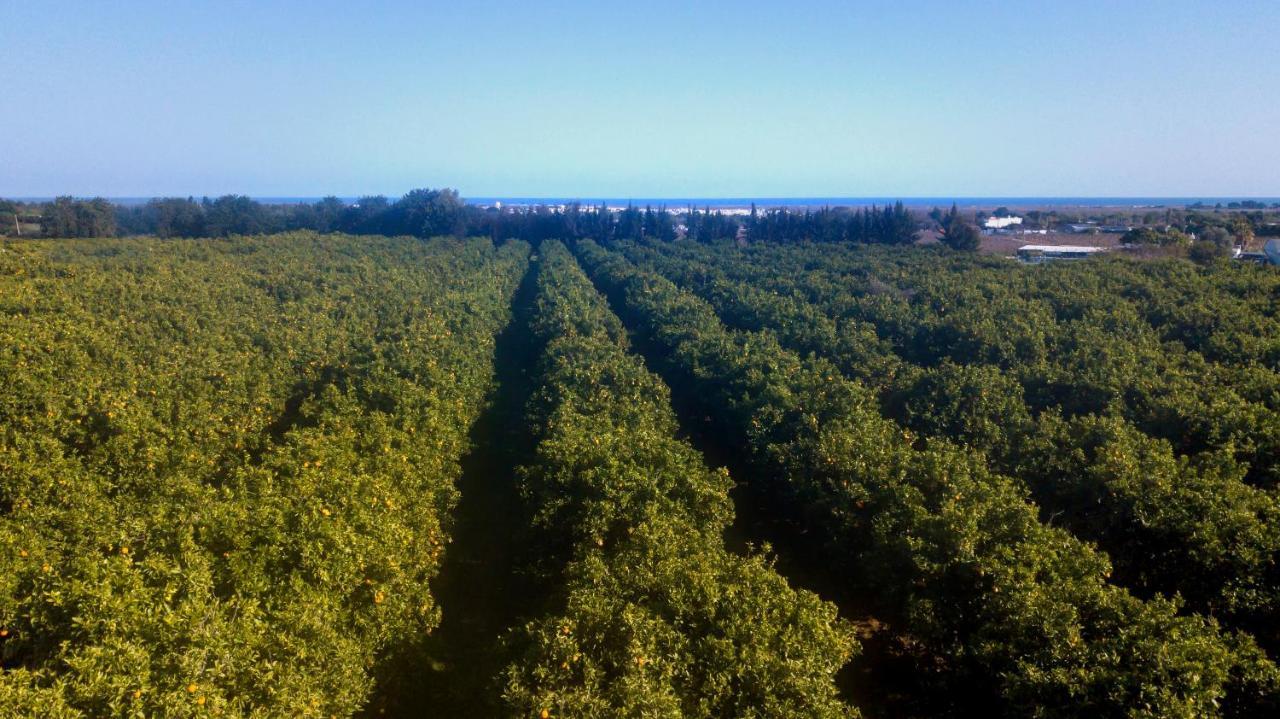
[3,191,1278,254]
[0,192,967,248]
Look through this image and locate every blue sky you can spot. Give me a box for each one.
[2,0,1277,198]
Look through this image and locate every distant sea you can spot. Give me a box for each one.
[10,196,1280,210]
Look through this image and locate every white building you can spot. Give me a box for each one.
[984,215,1023,230]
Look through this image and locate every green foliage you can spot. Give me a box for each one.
[614,238,1280,658]
[938,203,981,251]
[5,225,1279,717]
[381,188,466,238]
[40,197,117,238]
[1189,239,1231,264]
[1012,415,1280,644]
[576,238,1280,718]
[1123,226,1192,246]
[0,233,529,716]
[887,361,1032,456]
[501,242,856,717]
[201,195,270,237]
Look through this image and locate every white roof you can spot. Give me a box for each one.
[984,216,1023,228]
[1017,245,1107,253]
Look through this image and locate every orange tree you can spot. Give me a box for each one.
[500,242,855,717]
[617,239,1280,653]
[0,233,528,716]
[651,240,1280,487]
[575,238,1279,718]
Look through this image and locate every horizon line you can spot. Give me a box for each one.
[6,194,1280,203]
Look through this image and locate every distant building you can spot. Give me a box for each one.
[984,216,1023,230]
[1232,239,1280,265]
[1016,244,1107,263]
[1065,223,1099,234]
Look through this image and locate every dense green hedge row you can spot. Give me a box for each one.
[0,234,528,716]
[653,241,1280,488]
[500,242,855,717]
[616,240,1280,652]
[575,239,1280,718]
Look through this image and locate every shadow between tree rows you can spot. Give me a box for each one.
[574,249,974,719]
[367,257,543,717]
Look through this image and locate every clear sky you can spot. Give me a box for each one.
[2,0,1277,198]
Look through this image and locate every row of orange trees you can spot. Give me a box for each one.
[0,234,528,716]
[499,241,855,716]
[615,239,1280,656]
[647,240,1280,485]
[8,229,1279,717]
[575,238,1280,718]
